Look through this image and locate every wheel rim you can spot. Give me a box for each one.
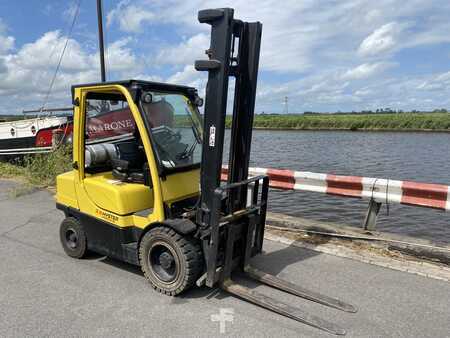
[65,228,78,250]
[148,242,179,283]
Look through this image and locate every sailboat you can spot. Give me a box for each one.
[0,112,70,155]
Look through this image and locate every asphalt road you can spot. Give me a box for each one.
[0,180,449,337]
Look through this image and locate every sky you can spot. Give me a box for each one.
[0,0,449,115]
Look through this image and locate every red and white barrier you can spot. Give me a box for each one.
[221,167,450,211]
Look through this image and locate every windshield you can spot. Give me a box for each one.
[140,92,203,170]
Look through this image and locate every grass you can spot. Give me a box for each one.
[0,146,72,189]
[23,146,73,186]
[224,112,450,131]
[0,161,27,178]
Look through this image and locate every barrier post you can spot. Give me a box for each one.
[362,199,382,231]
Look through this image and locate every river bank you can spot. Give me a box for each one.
[253,127,450,132]
[228,112,450,131]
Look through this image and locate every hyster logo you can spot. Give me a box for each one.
[95,209,119,223]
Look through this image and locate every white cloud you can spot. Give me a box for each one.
[106,0,450,77]
[155,33,209,65]
[167,64,207,91]
[0,29,141,114]
[417,71,450,91]
[131,74,164,82]
[107,0,360,73]
[107,2,155,33]
[0,35,14,54]
[94,37,140,73]
[342,62,395,80]
[358,22,407,57]
[0,19,14,54]
[13,31,90,71]
[251,66,450,113]
[407,22,450,47]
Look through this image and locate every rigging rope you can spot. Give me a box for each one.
[41,0,82,112]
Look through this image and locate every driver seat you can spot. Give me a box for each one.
[112,159,151,185]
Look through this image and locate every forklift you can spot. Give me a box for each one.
[56,8,356,335]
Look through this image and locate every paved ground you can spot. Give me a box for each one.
[0,180,449,337]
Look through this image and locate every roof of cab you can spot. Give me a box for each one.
[71,79,197,102]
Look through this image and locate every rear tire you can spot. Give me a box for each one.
[139,226,203,296]
[59,217,87,259]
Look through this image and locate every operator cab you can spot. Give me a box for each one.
[71,80,203,217]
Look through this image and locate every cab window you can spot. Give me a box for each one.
[83,93,146,181]
[140,92,202,171]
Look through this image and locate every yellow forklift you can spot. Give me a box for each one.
[56,8,355,335]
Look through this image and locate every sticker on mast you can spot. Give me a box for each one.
[209,125,216,147]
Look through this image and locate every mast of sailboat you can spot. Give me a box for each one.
[97,0,106,82]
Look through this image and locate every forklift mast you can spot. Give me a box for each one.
[196,8,262,213]
[195,8,267,286]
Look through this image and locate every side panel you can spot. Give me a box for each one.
[55,171,78,209]
[83,172,154,216]
[160,169,200,204]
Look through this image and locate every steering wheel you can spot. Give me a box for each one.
[156,126,181,147]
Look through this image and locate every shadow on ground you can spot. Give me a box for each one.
[96,239,329,305]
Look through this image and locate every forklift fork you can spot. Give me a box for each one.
[221,279,347,336]
[219,213,355,335]
[243,266,357,314]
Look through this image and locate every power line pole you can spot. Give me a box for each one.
[97,0,106,82]
[283,96,289,114]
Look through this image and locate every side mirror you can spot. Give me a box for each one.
[194,96,204,107]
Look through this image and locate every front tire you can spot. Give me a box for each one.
[59,217,87,258]
[139,226,203,296]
